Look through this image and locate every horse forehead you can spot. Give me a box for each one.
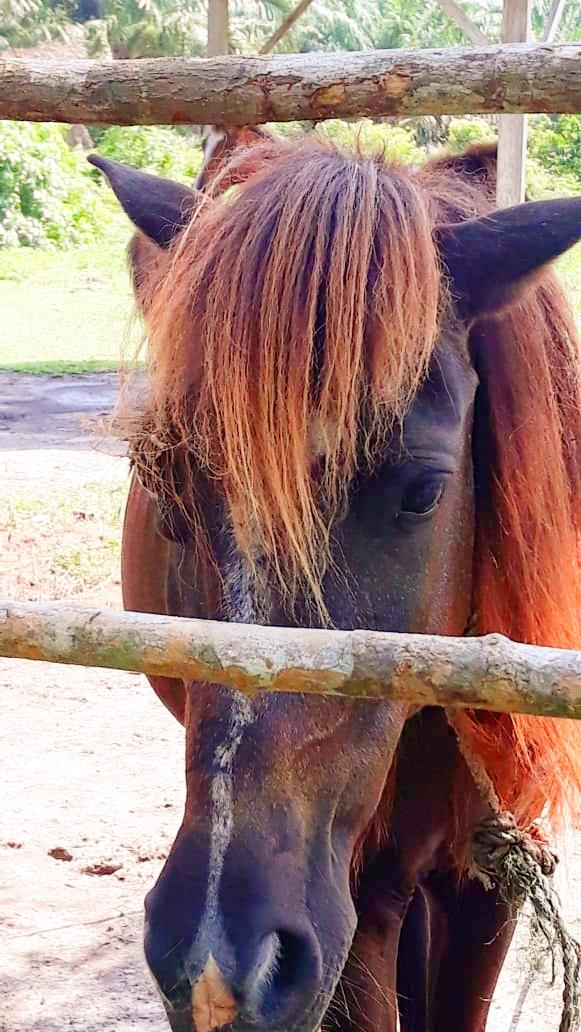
[407,339,478,432]
[309,341,476,462]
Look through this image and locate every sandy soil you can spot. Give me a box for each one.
[1,659,182,1032]
[0,373,578,1032]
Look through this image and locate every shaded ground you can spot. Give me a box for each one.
[0,372,579,1032]
[0,372,122,450]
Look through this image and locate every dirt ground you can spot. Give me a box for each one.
[0,373,579,1032]
[0,373,130,608]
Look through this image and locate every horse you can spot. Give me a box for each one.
[194,124,275,192]
[90,137,581,1032]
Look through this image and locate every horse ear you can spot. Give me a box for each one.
[436,198,581,319]
[88,154,200,248]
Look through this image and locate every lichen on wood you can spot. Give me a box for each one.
[0,600,580,719]
[0,43,580,126]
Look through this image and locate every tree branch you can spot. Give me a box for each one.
[0,601,580,719]
[0,43,579,125]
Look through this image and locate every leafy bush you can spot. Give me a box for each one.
[0,121,108,248]
[528,115,581,182]
[4,113,577,251]
[525,156,579,200]
[318,119,423,164]
[447,117,496,153]
[0,122,204,248]
[94,125,202,183]
[444,116,579,199]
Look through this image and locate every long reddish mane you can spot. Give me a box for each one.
[420,148,581,826]
[131,137,581,830]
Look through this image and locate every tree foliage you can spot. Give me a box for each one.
[0,121,108,246]
[318,118,423,163]
[96,125,202,179]
[0,0,579,248]
[2,0,580,57]
[529,115,581,179]
[0,0,77,49]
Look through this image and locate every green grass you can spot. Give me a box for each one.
[0,212,142,375]
[0,220,580,376]
[0,479,126,524]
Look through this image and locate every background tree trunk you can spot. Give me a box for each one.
[66,123,93,149]
[207,0,229,58]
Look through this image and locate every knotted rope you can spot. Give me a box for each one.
[449,689,580,1032]
[471,812,579,1032]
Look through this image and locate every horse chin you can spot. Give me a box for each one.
[163,1008,328,1032]
[162,1005,195,1032]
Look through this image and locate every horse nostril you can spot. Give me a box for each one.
[273,931,307,993]
[259,928,322,1020]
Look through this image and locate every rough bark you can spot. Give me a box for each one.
[0,600,580,718]
[0,43,580,126]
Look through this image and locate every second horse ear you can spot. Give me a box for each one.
[89,154,201,248]
[127,231,165,312]
[436,197,581,320]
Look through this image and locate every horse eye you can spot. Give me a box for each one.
[398,476,445,520]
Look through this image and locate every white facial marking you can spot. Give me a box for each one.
[204,690,254,929]
[195,127,227,189]
[192,953,238,1032]
[196,531,263,942]
[203,127,226,163]
[224,552,256,624]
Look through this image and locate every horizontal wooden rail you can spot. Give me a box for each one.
[0,43,580,125]
[0,600,579,718]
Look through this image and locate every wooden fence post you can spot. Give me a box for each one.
[497,0,531,208]
[208,0,229,58]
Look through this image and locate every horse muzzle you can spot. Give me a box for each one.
[149,919,339,1032]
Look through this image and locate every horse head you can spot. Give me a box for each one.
[92,141,581,1032]
[194,125,274,192]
